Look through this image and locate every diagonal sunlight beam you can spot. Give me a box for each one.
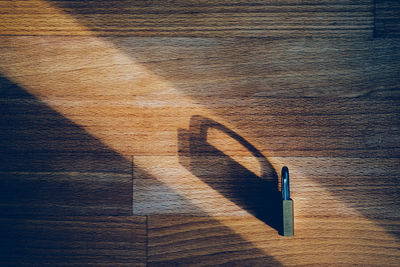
[0,0,399,265]
[0,0,248,216]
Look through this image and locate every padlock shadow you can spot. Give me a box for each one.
[178,115,282,233]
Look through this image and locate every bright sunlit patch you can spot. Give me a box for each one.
[0,0,256,215]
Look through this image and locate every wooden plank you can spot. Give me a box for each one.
[0,0,374,38]
[1,37,400,98]
[0,216,146,266]
[148,215,400,266]
[133,156,400,218]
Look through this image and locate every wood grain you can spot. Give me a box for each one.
[0,75,133,216]
[0,0,399,265]
[0,216,146,266]
[113,37,400,98]
[0,37,399,158]
[0,0,374,38]
[1,37,400,99]
[148,215,400,266]
[133,156,400,239]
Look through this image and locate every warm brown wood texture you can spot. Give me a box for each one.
[0,0,374,37]
[0,0,399,266]
[0,76,133,216]
[148,215,400,266]
[0,216,146,266]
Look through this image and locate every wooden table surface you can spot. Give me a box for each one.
[0,0,399,266]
